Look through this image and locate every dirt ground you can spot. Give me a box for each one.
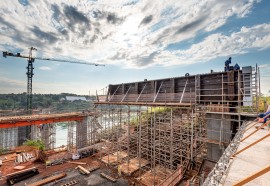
[0,152,131,186]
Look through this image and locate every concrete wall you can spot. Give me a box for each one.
[206,113,232,162]
[76,117,88,149]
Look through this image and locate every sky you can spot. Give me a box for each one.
[0,0,270,95]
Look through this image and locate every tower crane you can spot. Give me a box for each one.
[2,47,105,112]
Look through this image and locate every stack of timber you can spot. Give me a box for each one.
[26,172,66,186]
[6,167,39,185]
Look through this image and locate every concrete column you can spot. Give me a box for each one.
[206,113,231,161]
[76,117,88,149]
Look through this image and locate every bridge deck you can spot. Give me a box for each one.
[223,121,270,185]
[0,112,95,128]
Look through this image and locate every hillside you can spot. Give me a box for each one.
[0,93,95,111]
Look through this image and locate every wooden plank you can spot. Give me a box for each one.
[233,165,270,186]
[6,167,37,177]
[60,180,78,186]
[67,161,86,165]
[100,173,117,182]
[89,166,100,172]
[26,172,66,186]
[14,166,26,170]
[75,165,90,174]
[159,166,183,186]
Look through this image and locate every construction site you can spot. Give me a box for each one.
[1,64,267,186]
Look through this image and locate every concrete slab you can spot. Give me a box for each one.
[223,122,270,186]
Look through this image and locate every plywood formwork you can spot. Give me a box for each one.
[120,157,149,175]
[139,165,173,186]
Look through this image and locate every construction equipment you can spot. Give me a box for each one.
[3,47,105,112]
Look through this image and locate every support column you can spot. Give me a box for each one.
[76,117,88,149]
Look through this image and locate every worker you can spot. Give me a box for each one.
[234,63,240,70]
[257,106,270,123]
[224,57,232,71]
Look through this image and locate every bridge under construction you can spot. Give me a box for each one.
[0,66,259,185]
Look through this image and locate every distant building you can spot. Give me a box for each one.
[65,96,87,102]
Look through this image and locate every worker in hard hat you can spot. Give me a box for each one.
[234,63,240,70]
[224,57,232,71]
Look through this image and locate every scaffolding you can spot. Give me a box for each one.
[94,104,207,185]
[67,121,76,153]
[0,127,18,151]
[40,124,56,150]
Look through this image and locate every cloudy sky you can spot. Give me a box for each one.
[0,0,270,95]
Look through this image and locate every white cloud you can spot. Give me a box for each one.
[0,0,262,68]
[0,76,25,93]
[155,23,270,66]
[38,66,52,71]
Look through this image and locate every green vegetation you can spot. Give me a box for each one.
[258,96,270,112]
[23,139,45,150]
[0,93,95,111]
[0,147,9,155]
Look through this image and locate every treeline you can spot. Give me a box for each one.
[0,93,95,111]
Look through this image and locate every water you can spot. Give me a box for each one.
[55,124,68,147]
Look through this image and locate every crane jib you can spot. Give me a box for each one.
[2,51,105,66]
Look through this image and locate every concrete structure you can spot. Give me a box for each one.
[204,121,270,186]
[0,66,259,185]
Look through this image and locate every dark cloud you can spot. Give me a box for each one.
[0,17,17,31]
[123,0,139,6]
[175,16,207,35]
[30,26,58,44]
[139,15,153,26]
[51,4,61,21]
[110,52,126,60]
[91,9,102,18]
[64,5,89,26]
[135,51,159,66]
[0,17,25,43]
[59,29,68,36]
[107,13,123,24]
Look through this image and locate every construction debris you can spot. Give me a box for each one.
[100,172,117,182]
[60,180,78,186]
[45,158,67,168]
[26,172,66,186]
[6,167,39,185]
[15,152,34,164]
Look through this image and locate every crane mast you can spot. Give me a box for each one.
[2,47,104,145]
[3,47,104,112]
[26,47,36,111]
